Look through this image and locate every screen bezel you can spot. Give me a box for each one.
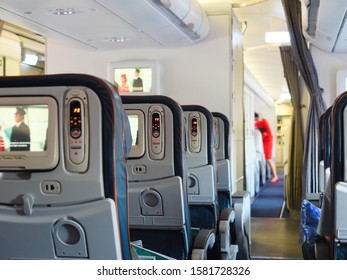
[126,109,145,159]
[0,96,59,171]
[108,60,160,95]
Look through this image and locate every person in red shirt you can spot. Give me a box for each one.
[254,112,279,183]
[0,125,5,151]
[0,138,4,151]
[118,74,130,93]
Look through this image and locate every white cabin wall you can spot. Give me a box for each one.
[45,39,103,76]
[311,46,347,107]
[231,12,246,193]
[45,13,245,193]
[45,15,231,116]
[244,85,255,197]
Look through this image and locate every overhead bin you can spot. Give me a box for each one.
[96,0,210,47]
[300,0,347,52]
[161,0,191,20]
[0,0,209,49]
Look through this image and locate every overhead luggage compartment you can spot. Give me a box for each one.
[0,0,210,49]
[96,0,210,47]
[300,0,347,52]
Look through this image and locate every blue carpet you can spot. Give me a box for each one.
[251,174,286,218]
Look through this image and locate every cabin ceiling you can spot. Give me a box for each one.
[0,0,210,49]
[0,0,290,103]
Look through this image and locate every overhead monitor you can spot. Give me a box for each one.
[0,96,59,170]
[109,61,160,95]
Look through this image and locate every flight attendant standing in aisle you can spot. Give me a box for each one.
[254,112,279,183]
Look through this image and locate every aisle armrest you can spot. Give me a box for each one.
[232,191,251,260]
[219,207,238,259]
[191,229,216,260]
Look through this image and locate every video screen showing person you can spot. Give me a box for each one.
[113,67,152,93]
[127,114,139,146]
[0,105,49,152]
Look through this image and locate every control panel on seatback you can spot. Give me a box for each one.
[64,89,89,173]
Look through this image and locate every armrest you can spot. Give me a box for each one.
[305,192,323,208]
[219,207,238,260]
[191,229,216,260]
[232,191,251,259]
[219,207,235,246]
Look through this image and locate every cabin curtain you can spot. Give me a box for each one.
[0,20,4,35]
[280,46,304,211]
[281,0,326,197]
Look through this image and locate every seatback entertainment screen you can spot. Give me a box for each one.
[0,96,58,170]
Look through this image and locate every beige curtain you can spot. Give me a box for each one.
[0,20,4,36]
[280,46,304,211]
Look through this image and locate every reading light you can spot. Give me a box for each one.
[265,31,290,44]
[104,35,130,43]
[23,54,38,66]
[53,8,76,15]
[109,36,127,43]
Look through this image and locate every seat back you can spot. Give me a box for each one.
[316,107,332,259]
[182,105,218,230]
[121,95,191,260]
[212,112,233,210]
[0,74,132,259]
[318,111,326,194]
[323,107,332,195]
[329,92,347,259]
[318,107,332,194]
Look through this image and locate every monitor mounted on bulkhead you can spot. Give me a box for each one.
[109,61,160,95]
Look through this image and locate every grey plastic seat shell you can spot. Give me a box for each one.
[122,96,191,259]
[0,74,131,259]
[122,95,217,260]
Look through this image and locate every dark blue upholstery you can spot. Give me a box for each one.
[130,229,187,259]
[323,107,332,170]
[318,112,325,168]
[190,205,216,229]
[218,192,232,210]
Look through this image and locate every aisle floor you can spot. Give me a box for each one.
[250,216,303,260]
